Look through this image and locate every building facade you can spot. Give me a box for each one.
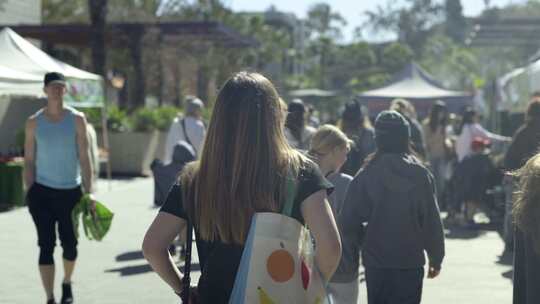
[0,0,41,25]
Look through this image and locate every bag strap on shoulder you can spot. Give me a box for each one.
[181,118,194,148]
[181,215,193,303]
[281,173,297,217]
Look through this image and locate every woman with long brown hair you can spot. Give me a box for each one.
[512,153,540,304]
[142,72,341,303]
[422,101,449,198]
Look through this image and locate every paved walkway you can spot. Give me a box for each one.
[0,178,512,303]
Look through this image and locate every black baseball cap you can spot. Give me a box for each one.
[44,72,66,86]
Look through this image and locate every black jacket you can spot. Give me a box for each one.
[505,120,540,171]
[340,153,445,271]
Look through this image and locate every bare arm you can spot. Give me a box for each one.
[75,114,93,194]
[23,117,37,188]
[301,190,342,282]
[472,123,510,142]
[143,212,186,293]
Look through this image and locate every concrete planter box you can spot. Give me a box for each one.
[103,131,167,176]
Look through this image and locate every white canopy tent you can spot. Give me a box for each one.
[497,58,540,113]
[0,27,103,106]
[0,27,109,181]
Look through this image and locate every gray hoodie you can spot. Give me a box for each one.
[336,153,445,281]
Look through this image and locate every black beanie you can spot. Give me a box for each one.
[374,110,411,153]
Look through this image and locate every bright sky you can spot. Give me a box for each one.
[225,0,525,42]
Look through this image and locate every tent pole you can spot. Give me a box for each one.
[101,86,112,190]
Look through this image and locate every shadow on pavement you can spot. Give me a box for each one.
[496,251,514,266]
[0,204,16,213]
[105,262,201,276]
[105,264,153,276]
[116,250,144,262]
[502,269,513,281]
[445,226,486,239]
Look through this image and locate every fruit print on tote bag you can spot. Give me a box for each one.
[229,178,330,304]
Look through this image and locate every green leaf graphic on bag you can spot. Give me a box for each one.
[72,195,114,241]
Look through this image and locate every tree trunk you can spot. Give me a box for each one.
[173,60,182,108]
[128,27,146,109]
[88,0,108,78]
[197,64,209,103]
[157,33,164,106]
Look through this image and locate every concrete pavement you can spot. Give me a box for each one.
[0,177,512,303]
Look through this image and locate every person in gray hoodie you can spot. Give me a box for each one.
[339,110,445,304]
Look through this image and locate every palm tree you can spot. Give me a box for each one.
[88,0,108,78]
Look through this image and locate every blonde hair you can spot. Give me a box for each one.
[512,153,540,254]
[309,124,352,161]
[180,72,309,245]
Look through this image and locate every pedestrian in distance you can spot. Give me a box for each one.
[339,110,445,304]
[307,125,358,304]
[390,98,427,159]
[24,72,96,304]
[284,98,317,151]
[339,100,376,177]
[512,153,540,304]
[422,100,451,202]
[164,96,206,163]
[142,71,341,303]
[455,106,510,162]
[453,137,496,226]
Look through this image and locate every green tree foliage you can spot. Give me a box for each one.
[304,3,346,88]
[445,0,466,43]
[365,0,443,54]
[380,42,414,71]
[306,3,347,40]
[326,42,378,93]
[42,0,88,23]
[420,35,480,90]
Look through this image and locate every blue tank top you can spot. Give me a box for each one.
[35,107,81,189]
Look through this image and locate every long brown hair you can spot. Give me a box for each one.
[425,100,448,132]
[512,153,540,254]
[180,72,307,245]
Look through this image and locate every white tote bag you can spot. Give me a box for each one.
[229,179,330,304]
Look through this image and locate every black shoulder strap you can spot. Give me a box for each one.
[181,118,194,149]
[181,216,193,303]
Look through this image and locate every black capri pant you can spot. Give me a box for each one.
[27,183,82,265]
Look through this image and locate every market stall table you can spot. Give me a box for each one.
[0,160,24,208]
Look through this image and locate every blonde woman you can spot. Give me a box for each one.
[142,72,341,303]
[512,153,540,304]
[308,125,358,304]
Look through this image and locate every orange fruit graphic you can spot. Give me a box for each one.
[266,249,295,282]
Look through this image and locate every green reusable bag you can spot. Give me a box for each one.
[72,195,114,241]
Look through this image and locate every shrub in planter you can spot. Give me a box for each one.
[154,106,182,131]
[107,106,130,132]
[79,107,103,129]
[131,108,159,132]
